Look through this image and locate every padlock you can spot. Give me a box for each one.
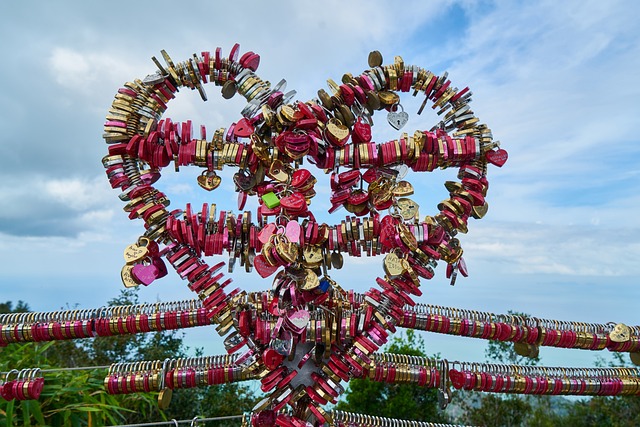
[261,192,280,209]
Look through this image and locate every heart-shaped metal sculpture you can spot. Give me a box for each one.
[102,44,506,426]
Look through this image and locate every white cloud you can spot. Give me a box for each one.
[465,222,640,277]
[79,209,115,226]
[48,47,143,96]
[44,177,111,211]
[445,0,640,180]
[0,175,117,237]
[49,48,91,87]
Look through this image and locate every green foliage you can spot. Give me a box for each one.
[561,395,640,427]
[558,353,640,427]
[462,394,532,427]
[80,288,189,366]
[484,312,540,367]
[0,301,30,315]
[456,311,551,426]
[454,312,640,427]
[0,289,260,426]
[485,339,540,366]
[336,330,449,423]
[0,341,152,426]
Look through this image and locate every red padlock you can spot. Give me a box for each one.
[262,348,285,371]
[252,410,276,427]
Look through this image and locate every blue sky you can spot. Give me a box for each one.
[0,0,638,369]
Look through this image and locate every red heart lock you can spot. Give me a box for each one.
[329,172,340,191]
[273,131,290,152]
[291,169,316,191]
[339,84,355,106]
[254,254,279,278]
[284,139,311,161]
[295,118,317,130]
[262,348,285,371]
[238,310,252,336]
[362,167,381,184]
[347,190,369,205]
[238,190,248,210]
[338,169,361,186]
[379,216,398,249]
[280,192,306,213]
[131,261,160,286]
[139,171,160,185]
[252,410,276,427]
[233,118,255,138]
[449,369,465,389]
[1,380,15,401]
[458,257,468,277]
[329,189,350,205]
[28,377,45,399]
[239,51,260,71]
[353,117,372,143]
[446,263,454,279]
[462,177,484,193]
[259,204,281,216]
[485,148,508,167]
[152,257,168,279]
[283,131,310,148]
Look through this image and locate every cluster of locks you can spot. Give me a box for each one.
[102,43,506,425]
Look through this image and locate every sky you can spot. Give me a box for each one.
[0,0,639,372]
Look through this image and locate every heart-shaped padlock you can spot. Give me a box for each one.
[610,323,631,343]
[486,148,508,167]
[325,118,350,146]
[387,103,409,130]
[197,170,221,191]
[131,259,160,286]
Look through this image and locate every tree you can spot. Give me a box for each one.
[464,393,534,427]
[0,291,165,426]
[79,288,189,366]
[0,301,30,314]
[0,341,141,426]
[485,337,539,366]
[455,312,563,427]
[558,353,640,427]
[0,289,260,426]
[336,329,450,423]
[561,395,640,427]
[83,288,259,425]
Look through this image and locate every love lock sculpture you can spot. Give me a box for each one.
[102,43,508,426]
